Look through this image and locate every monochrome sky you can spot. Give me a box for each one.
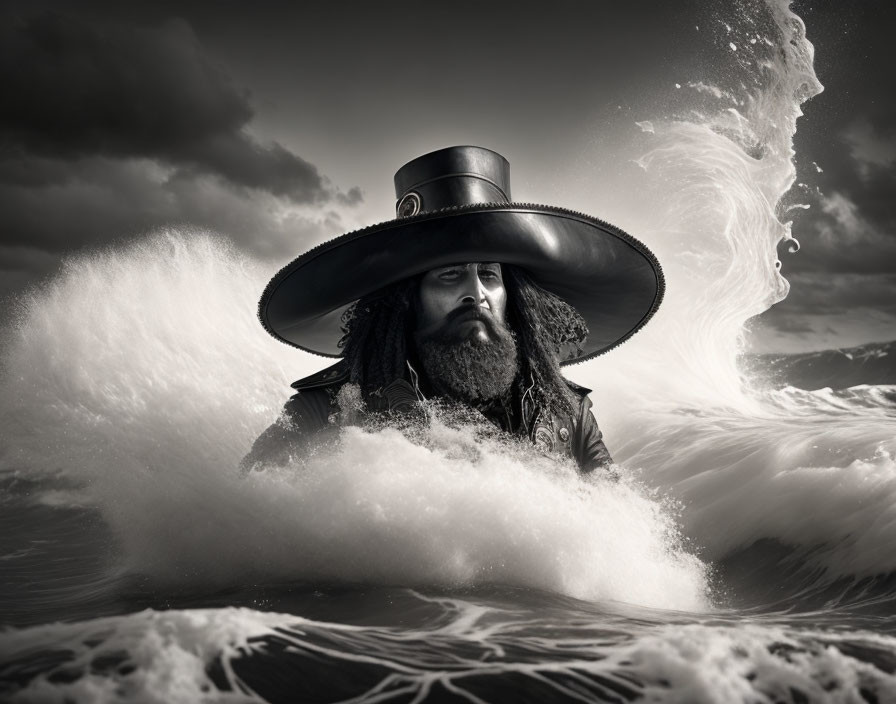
[1,0,893,353]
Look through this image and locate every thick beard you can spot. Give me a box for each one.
[415,320,520,404]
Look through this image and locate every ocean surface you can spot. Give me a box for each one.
[3,1,896,702]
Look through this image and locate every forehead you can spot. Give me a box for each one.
[425,262,502,273]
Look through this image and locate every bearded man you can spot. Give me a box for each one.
[243,146,663,473]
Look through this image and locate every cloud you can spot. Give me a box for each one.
[0,158,173,251]
[808,192,896,270]
[0,155,351,264]
[817,192,865,245]
[0,11,348,204]
[159,167,349,261]
[775,272,896,316]
[0,9,363,296]
[750,271,896,353]
[781,186,896,276]
[759,315,815,337]
[844,118,896,178]
[338,187,364,206]
[749,304,896,354]
[0,246,59,298]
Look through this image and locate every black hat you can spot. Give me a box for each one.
[259,146,663,365]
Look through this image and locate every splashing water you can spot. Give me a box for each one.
[586,0,823,413]
[0,230,708,610]
[575,0,894,588]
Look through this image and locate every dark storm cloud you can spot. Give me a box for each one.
[0,155,344,261]
[0,158,167,251]
[338,187,364,207]
[0,11,337,203]
[754,271,896,349]
[780,187,896,277]
[759,315,815,337]
[776,273,896,317]
[0,246,59,299]
[0,7,361,293]
[784,0,896,280]
[784,137,896,277]
[159,168,346,261]
[845,119,896,178]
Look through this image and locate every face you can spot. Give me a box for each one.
[416,263,508,344]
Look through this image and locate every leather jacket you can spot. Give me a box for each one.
[241,362,613,474]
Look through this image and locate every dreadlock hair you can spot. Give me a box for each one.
[502,265,589,417]
[338,265,589,417]
[338,277,419,395]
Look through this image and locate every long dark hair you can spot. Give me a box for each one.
[338,276,419,393]
[338,265,588,417]
[503,266,588,416]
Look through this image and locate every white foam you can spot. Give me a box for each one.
[5,603,896,704]
[0,607,284,704]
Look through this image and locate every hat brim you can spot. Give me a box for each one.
[259,203,664,365]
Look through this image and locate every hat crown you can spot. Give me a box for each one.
[393,146,511,217]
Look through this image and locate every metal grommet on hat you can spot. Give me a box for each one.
[396,192,421,218]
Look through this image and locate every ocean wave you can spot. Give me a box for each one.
[4,596,896,704]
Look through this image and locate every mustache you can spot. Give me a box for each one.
[444,304,497,326]
[417,304,510,347]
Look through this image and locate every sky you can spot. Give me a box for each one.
[0,0,894,354]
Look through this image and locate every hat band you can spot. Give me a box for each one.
[400,172,510,202]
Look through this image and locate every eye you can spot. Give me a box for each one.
[438,268,462,281]
[478,266,501,281]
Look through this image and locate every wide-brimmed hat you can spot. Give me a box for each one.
[259,146,663,365]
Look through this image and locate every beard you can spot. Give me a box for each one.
[414,308,520,404]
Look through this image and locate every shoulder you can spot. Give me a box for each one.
[561,378,597,431]
[241,365,345,473]
[563,377,593,404]
[290,360,349,392]
[282,361,348,426]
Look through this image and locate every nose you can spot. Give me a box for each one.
[459,270,487,306]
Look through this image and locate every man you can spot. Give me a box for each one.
[244,146,663,473]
